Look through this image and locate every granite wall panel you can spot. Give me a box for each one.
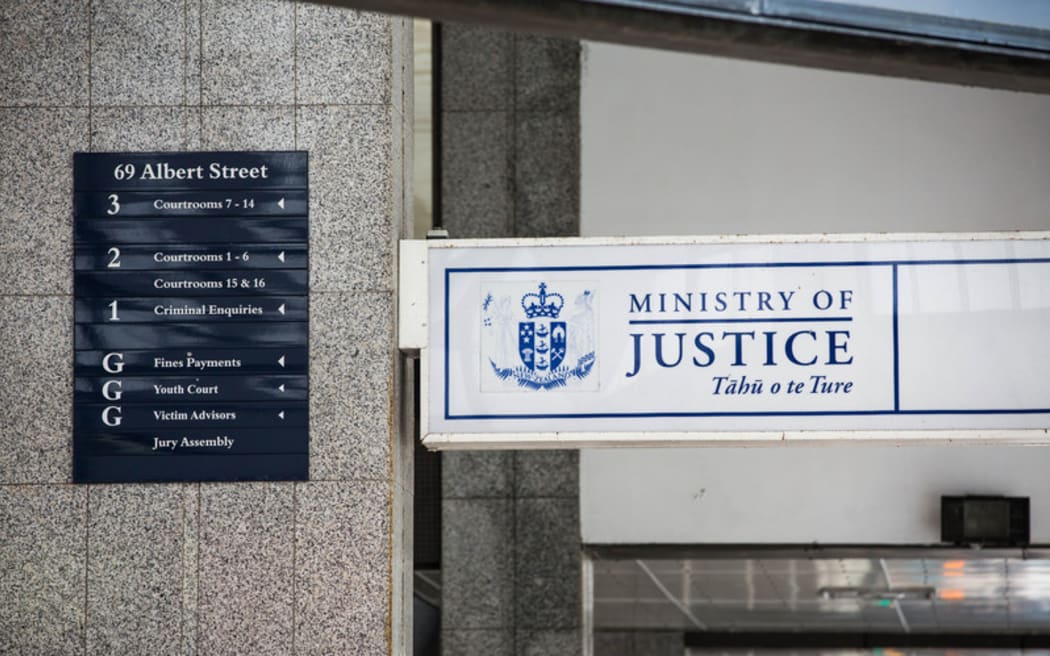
[89,106,201,151]
[0,107,87,295]
[201,106,296,150]
[443,498,515,630]
[86,485,186,656]
[515,37,581,112]
[296,4,391,105]
[2,2,410,654]
[201,0,295,106]
[296,481,392,655]
[0,296,73,484]
[515,498,581,630]
[198,483,295,656]
[91,0,188,106]
[443,451,513,499]
[0,485,86,655]
[309,292,396,481]
[514,111,580,237]
[514,451,579,498]
[442,629,515,656]
[0,0,89,105]
[441,25,582,656]
[593,631,684,656]
[443,25,513,112]
[442,111,514,238]
[516,629,582,656]
[297,105,396,292]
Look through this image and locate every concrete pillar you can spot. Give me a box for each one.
[439,23,582,656]
[0,2,413,654]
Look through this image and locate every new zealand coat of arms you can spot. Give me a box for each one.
[482,281,597,391]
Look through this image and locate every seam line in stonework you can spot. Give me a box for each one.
[291,482,299,656]
[198,0,203,124]
[0,103,311,110]
[197,0,202,110]
[445,108,577,116]
[308,288,398,296]
[444,627,516,634]
[209,102,393,109]
[293,17,298,151]
[511,463,519,650]
[510,35,519,240]
[299,477,392,484]
[194,0,203,146]
[441,108,531,114]
[445,494,574,500]
[195,484,202,654]
[309,290,394,295]
[87,0,93,149]
[5,102,405,110]
[293,0,299,114]
[182,0,188,106]
[0,482,87,487]
[0,105,92,109]
[83,486,90,653]
[179,486,186,655]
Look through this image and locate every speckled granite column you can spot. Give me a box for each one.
[0,1,413,654]
[440,25,582,656]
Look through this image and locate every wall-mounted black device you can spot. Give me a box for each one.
[941,496,1029,546]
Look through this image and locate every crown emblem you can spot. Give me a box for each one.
[521,282,564,319]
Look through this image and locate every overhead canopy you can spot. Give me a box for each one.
[326,0,1050,93]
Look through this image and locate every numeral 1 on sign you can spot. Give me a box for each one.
[108,300,120,321]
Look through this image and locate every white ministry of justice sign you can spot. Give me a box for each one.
[402,233,1050,448]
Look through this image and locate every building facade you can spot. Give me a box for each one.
[2,2,413,654]
[3,1,1050,655]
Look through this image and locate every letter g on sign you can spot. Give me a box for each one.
[102,352,126,374]
[101,406,122,427]
[101,380,124,401]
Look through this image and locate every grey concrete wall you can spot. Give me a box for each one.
[439,24,582,656]
[0,2,413,654]
[581,41,1050,236]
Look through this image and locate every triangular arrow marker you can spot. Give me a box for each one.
[278,251,285,263]
[278,411,285,420]
[277,303,286,315]
[277,197,285,209]
[278,384,286,393]
[278,355,286,367]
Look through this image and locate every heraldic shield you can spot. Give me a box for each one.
[519,319,567,372]
[483,279,596,391]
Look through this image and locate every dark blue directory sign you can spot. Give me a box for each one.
[73,151,309,483]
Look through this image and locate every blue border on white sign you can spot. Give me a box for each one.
[444,258,1050,421]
